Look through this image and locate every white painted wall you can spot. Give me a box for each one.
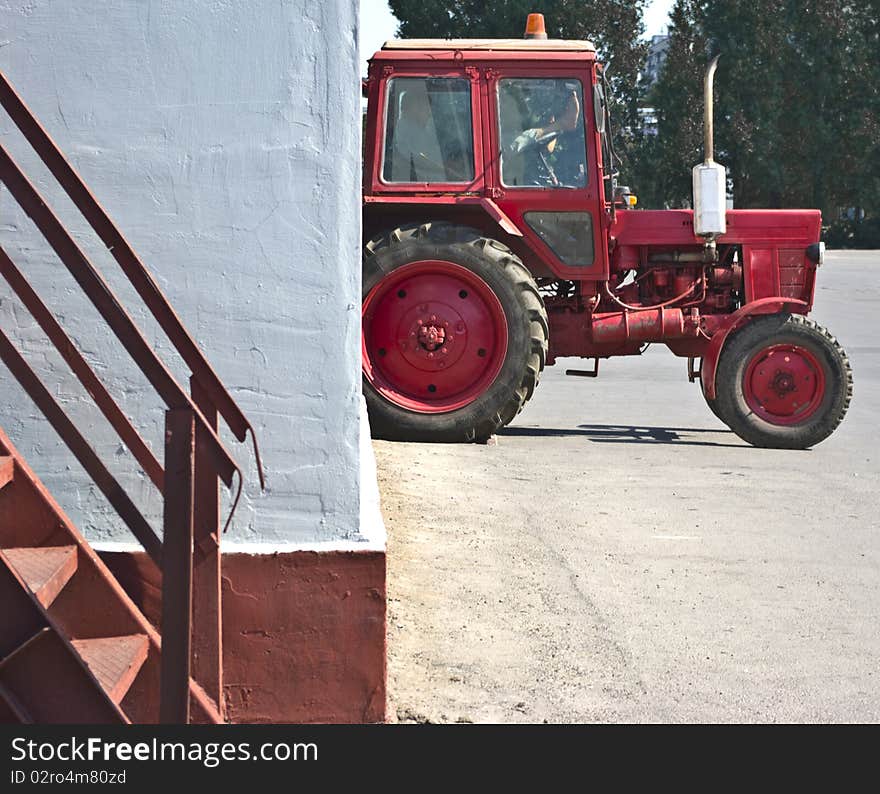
[0,0,369,546]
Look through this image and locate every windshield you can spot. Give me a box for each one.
[497,77,587,189]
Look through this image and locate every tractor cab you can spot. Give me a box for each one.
[363,27,612,282]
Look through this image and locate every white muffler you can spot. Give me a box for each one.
[693,55,726,238]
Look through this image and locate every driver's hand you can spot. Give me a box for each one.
[559,91,580,132]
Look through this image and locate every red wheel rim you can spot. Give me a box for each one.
[743,344,826,425]
[362,260,509,413]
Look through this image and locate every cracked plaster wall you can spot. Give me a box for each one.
[0,0,363,545]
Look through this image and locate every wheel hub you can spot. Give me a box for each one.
[397,302,467,371]
[770,369,796,398]
[744,345,826,425]
[418,321,446,352]
[362,260,508,414]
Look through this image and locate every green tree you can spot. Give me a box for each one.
[631,0,707,207]
[637,0,880,227]
[387,0,649,160]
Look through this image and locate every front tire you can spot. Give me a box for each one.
[715,313,852,448]
[700,369,727,423]
[362,222,548,442]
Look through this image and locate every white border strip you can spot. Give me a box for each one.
[89,539,385,554]
[91,398,388,556]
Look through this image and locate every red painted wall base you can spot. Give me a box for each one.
[99,549,386,724]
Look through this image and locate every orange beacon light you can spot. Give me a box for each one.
[524,13,548,40]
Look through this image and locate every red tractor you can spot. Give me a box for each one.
[361,14,852,447]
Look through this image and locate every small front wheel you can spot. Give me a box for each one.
[700,368,727,423]
[715,314,852,449]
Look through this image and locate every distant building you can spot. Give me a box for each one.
[639,106,659,137]
[643,34,670,87]
[637,35,669,137]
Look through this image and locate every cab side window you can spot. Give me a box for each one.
[382,77,475,184]
[497,78,587,189]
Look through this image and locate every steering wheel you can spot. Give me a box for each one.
[527,146,561,188]
[534,130,560,146]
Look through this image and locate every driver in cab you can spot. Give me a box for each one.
[505,90,582,188]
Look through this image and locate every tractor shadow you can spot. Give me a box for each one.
[499,423,745,448]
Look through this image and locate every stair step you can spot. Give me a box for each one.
[0,626,53,672]
[0,681,32,723]
[0,546,78,609]
[0,628,128,723]
[0,455,12,489]
[71,634,149,705]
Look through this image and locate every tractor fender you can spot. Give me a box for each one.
[479,198,523,237]
[363,195,523,240]
[701,297,810,399]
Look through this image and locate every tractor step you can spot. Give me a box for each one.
[565,358,600,378]
[0,546,78,609]
[71,634,149,705]
[0,455,12,490]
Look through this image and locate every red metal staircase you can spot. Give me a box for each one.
[0,70,263,723]
[0,430,222,723]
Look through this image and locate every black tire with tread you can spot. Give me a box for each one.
[714,313,852,449]
[363,222,548,442]
[700,370,727,424]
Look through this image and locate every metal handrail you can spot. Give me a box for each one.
[0,248,165,491]
[0,71,264,490]
[0,142,239,489]
[0,330,163,562]
[0,69,262,723]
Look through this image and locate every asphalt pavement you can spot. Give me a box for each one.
[377,250,879,723]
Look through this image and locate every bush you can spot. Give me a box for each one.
[823,217,880,249]
[822,220,855,249]
[853,217,880,249]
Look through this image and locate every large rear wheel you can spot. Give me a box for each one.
[362,223,547,442]
[714,313,852,448]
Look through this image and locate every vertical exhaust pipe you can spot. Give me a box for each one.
[704,55,720,163]
[693,55,726,238]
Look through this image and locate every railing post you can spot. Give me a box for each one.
[160,407,196,724]
[190,377,223,719]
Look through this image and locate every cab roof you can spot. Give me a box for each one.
[382,38,596,52]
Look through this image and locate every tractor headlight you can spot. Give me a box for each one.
[806,241,825,266]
